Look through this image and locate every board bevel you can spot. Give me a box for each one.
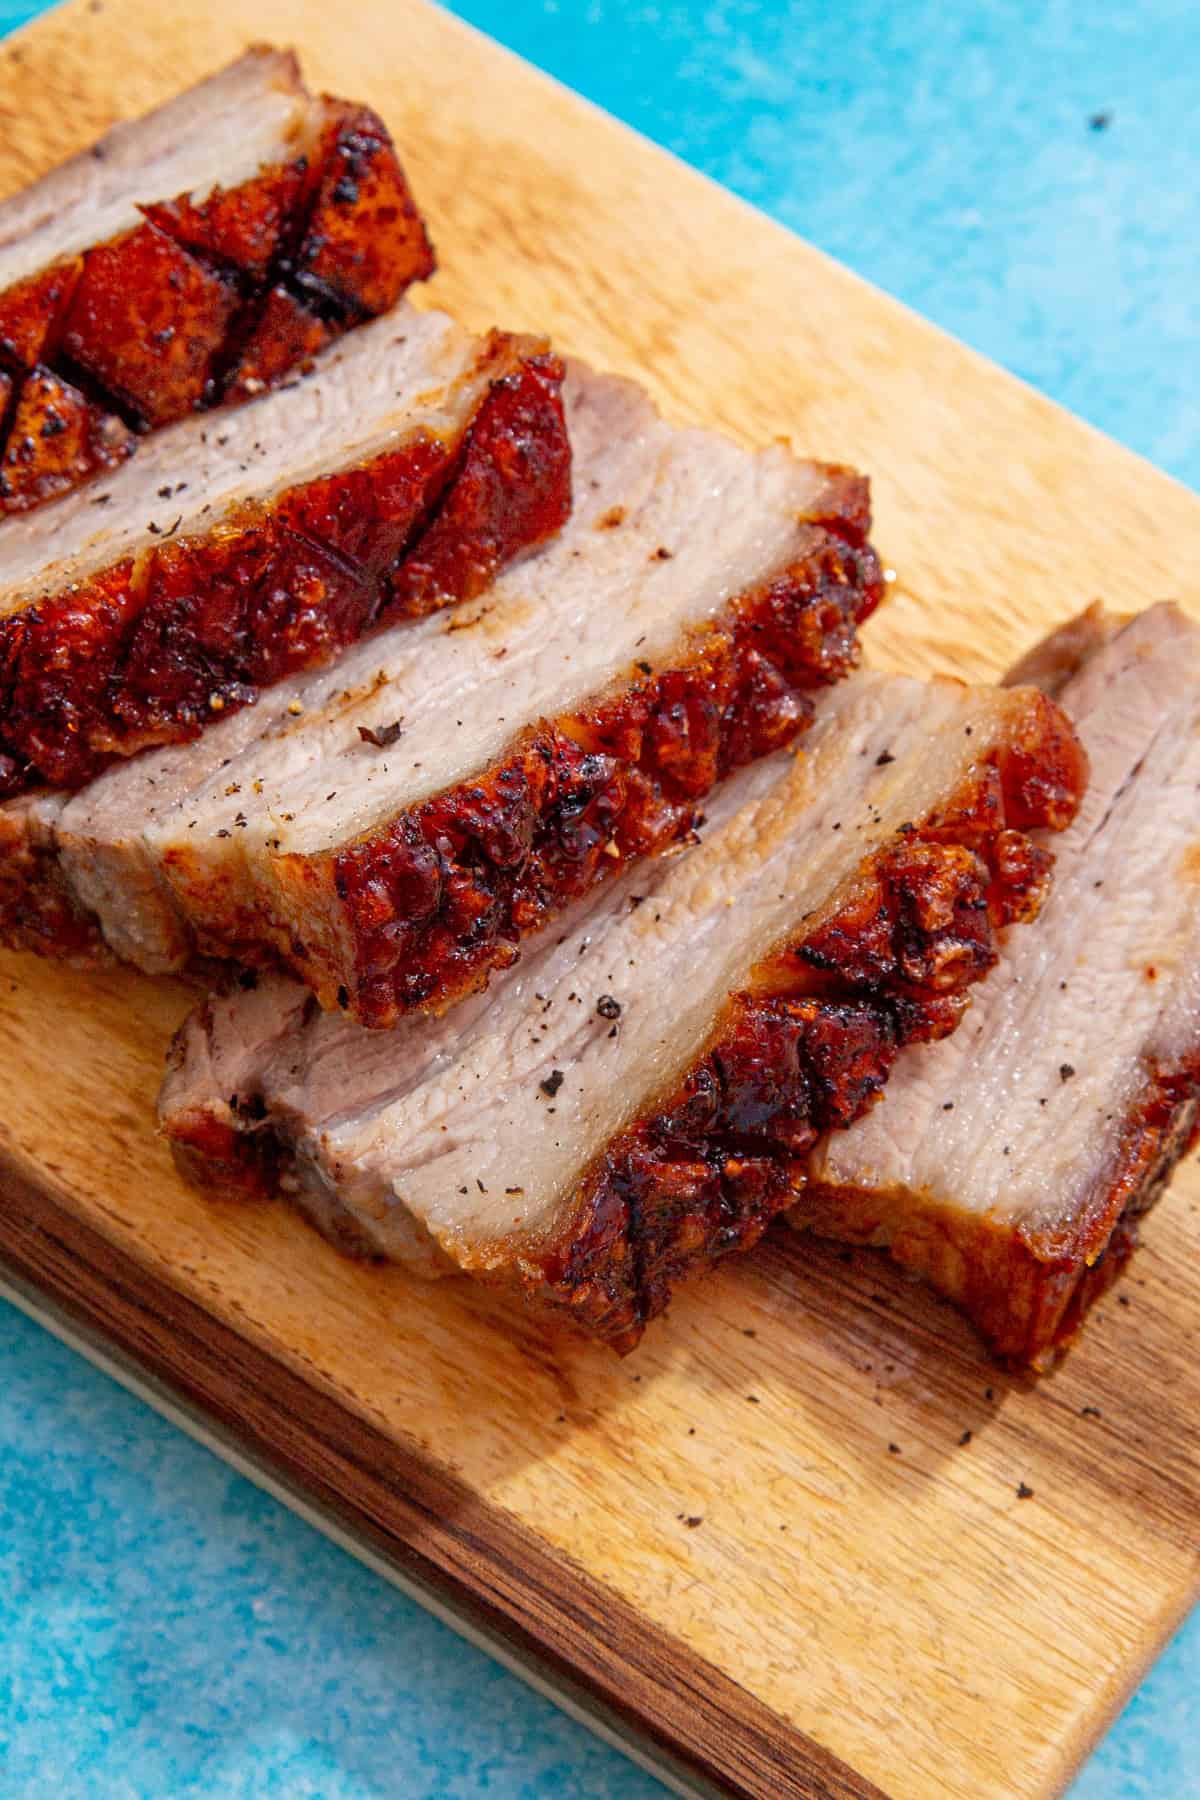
[0,3,1198,1797]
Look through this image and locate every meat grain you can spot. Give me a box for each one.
[0,47,432,514]
[794,604,1200,1365]
[160,668,1085,1348]
[2,366,880,1022]
[0,307,568,792]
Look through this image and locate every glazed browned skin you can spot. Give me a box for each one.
[788,605,1200,1369]
[0,342,569,794]
[523,703,1086,1350]
[162,695,1085,1350]
[0,98,433,514]
[799,1048,1200,1368]
[175,500,882,1027]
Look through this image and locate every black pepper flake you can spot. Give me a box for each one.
[958,1430,973,1447]
[1117,1293,1131,1307]
[358,719,404,748]
[1081,1405,1103,1419]
[746,1394,760,1405]
[985,1387,995,1401]
[336,985,349,1010]
[743,1328,757,1338]
[505,1186,524,1195]
[682,1515,703,1528]
[942,1101,954,1111]
[477,1179,487,1194]
[539,1069,565,1098]
[888,1442,902,1455]
[1059,1063,1076,1082]
[596,994,622,1020]
[216,828,230,839]
[874,749,895,766]
[1016,1482,1035,1500]
[636,660,652,676]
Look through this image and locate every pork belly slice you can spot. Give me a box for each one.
[2,366,882,1023]
[0,47,433,514]
[791,603,1200,1367]
[160,670,1085,1350]
[0,305,568,793]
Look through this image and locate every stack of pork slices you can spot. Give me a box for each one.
[1,53,1195,1367]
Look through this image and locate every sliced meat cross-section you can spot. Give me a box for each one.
[0,47,434,513]
[160,668,1086,1350]
[792,602,1200,1366]
[1,365,881,1022]
[0,305,569,793]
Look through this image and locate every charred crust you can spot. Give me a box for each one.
[1008,1046,1200,1365]
[166,1102,281,1202]
[325,523,884,1026]
[520,713,1086,1349]
[0,342,569,794]
[384,351,572,618]
[0,95,433,516]
[799,1050,1200,1371]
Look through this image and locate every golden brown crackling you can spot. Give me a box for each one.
[4,484,882,1017]
[797,1047,1200,1368]
[253,516,883,1025]
[518,707,1087,1350]
[0,95,434,513]
[0,341,569,794]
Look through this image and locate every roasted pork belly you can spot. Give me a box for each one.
[0,47,433,514]
[793,603,1200,1366]
[2,367,881,1023]
[160,670,1085,1349]
[0,307,568,793]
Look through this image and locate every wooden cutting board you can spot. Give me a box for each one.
[1,3,1198,1795]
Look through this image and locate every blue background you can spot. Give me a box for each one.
[1,1,1197,1794]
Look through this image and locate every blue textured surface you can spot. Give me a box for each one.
[0,2,1196,1796]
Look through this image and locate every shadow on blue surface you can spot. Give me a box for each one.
[0,1303,669,1799]
[0,1,1196,1795]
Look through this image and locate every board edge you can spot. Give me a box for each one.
[0,1151,888,1800]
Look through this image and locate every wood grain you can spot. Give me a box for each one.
[0,4,1198,1797]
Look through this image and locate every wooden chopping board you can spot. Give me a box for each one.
[1,3,1198,1795]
